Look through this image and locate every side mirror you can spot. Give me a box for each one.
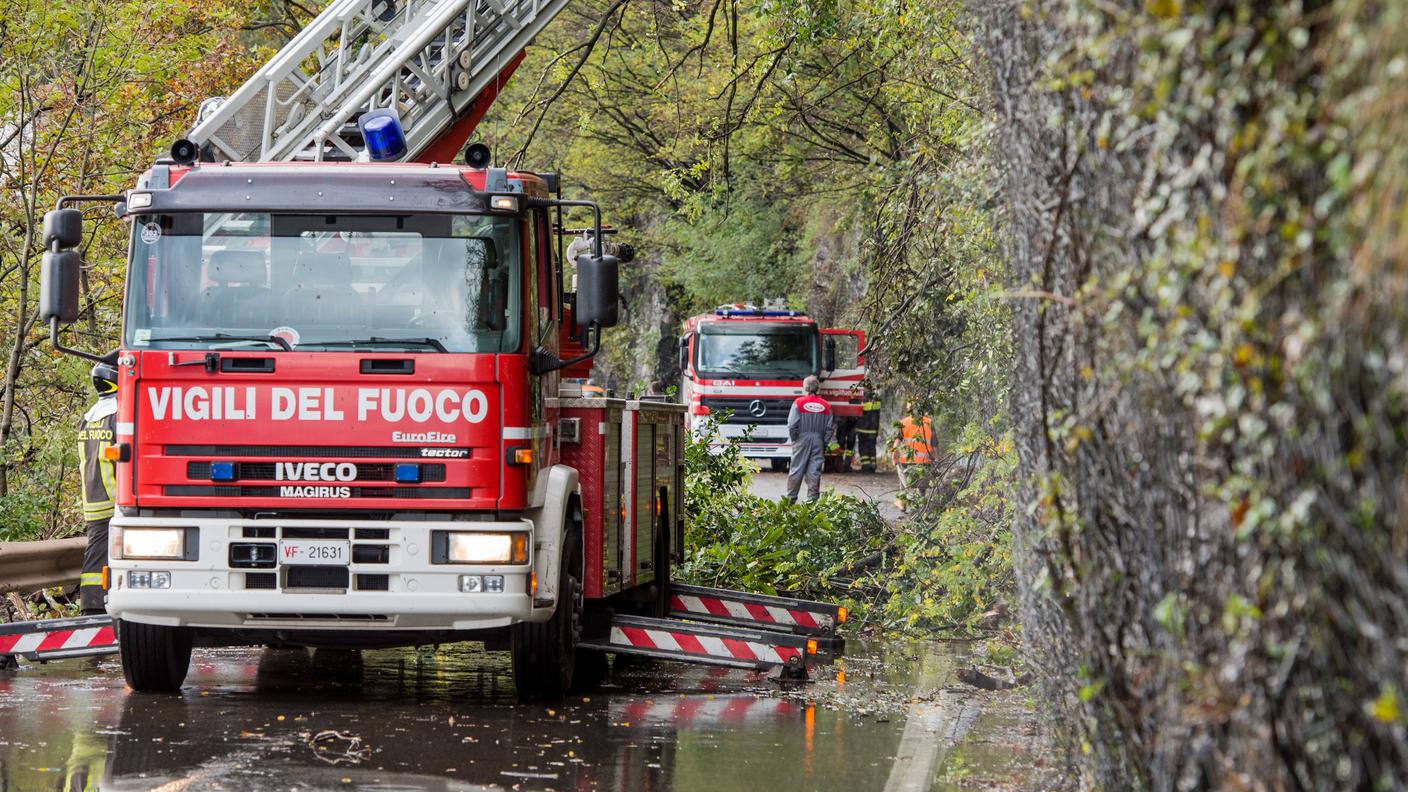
[678,334,690,372]
[824,337,837,372]
[42,209,83,250]
[575,254,619,328]
[40,250,81,324]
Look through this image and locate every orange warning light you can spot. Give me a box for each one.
[806,639,818,655]
[530,571,538,597]
[837,606,848,624]
[510,447,535,466]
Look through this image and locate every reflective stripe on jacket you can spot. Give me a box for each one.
[897,415,934,464]
[858,399,880,432]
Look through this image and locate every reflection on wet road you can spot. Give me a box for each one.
[0,641,963,791]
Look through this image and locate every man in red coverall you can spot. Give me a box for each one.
[786,375,833,503]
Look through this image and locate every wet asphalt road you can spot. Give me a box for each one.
[749,470,906,522]
[0,470,1004,791]
[0,641,977,791]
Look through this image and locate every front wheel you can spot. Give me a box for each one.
[511,531,582,700]
[118,619,192,692]
[653,488,672,619]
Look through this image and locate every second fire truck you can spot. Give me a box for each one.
[679,306,866,469]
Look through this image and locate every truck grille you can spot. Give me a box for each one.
[701,397,795,426]
[166,444,456,459]
[242,527,389,539]
[187,461,446,482]
[246,613,391,623]
[355,574,390,591]
[285,565,349,589]
[244,572,277,589]
[164,485,471,499]
[279,527,348,540]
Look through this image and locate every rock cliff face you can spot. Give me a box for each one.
[979,0,1408,787]
[596,209,867,396]
[598,242,675,396]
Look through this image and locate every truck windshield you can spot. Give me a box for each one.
[695,323,817,378]
[124,212,521,353]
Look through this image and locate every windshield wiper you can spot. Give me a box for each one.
[305,336,449,353]
[146,333,292,351]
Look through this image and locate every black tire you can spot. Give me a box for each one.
[574,648,610,690]
[311,648,364,685]
[117,619,192,692]
[512,531,583,700]
[770,457,788,472]
[653,488,671,619]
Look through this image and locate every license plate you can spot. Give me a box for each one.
[279,540,349,566]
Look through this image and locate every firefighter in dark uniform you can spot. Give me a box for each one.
[78,362,119,615]
[856,390,881,473]
[831,414,857,471]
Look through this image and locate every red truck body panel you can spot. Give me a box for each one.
[559,399,684,599]
[118,351,508,512]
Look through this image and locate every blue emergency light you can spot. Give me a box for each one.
[394,463,421,483]
[360,109,408,161]
[209,462,237,481]
[714,309,802,317]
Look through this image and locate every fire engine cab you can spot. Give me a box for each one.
[12,0,845,696]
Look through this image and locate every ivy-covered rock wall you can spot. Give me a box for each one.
[980,0,1408,786]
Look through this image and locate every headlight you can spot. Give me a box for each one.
[119,528,186,560]
[446,532,528,564]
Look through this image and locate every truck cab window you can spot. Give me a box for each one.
[125,212,522,353]
[694,323,819,378]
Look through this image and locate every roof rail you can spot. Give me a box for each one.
[713,308,804,318]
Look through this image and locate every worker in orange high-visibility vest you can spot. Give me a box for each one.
[891,404,934,510]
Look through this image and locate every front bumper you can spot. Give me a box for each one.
[706,423,791,458]
[107,515,544,632]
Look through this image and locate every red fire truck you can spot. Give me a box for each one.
[679,306,866,469]
[4,0,844,694]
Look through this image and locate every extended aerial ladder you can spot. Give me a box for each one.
[187,0,570,164]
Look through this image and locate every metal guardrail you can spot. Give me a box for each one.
[0,538,85,594]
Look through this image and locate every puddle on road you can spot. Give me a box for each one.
[0,638,1042,791]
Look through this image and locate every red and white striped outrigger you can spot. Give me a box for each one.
[581,584,846,679]
[669,584,840,636]
[0,615,117,664]
[2,585,845,678]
